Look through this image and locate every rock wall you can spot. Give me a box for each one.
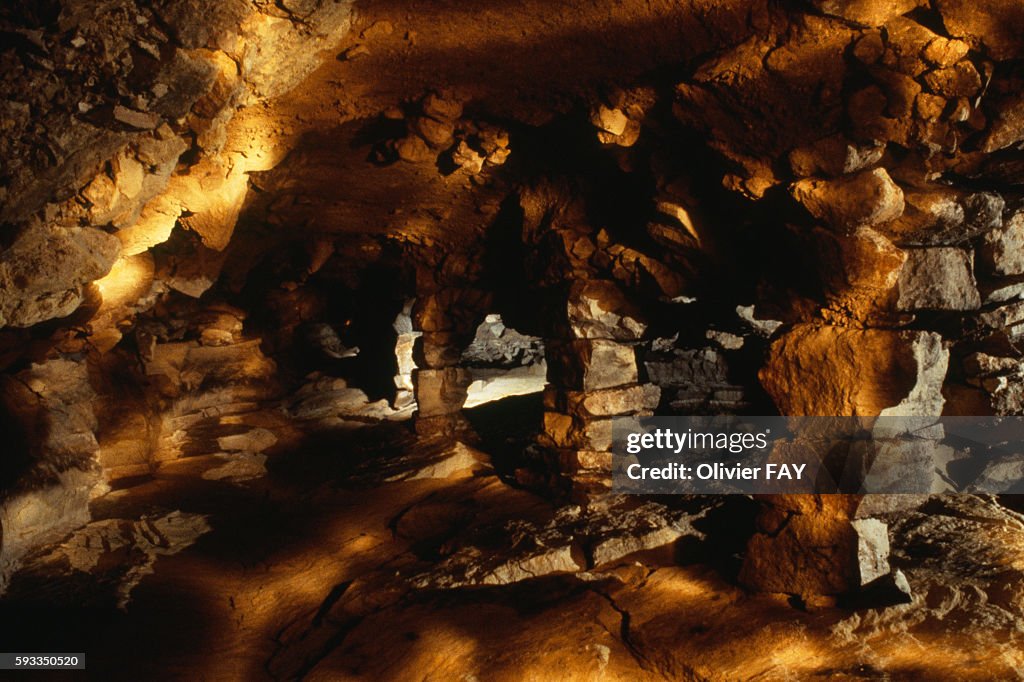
[2,0,1024,598]
[0,0,354,588]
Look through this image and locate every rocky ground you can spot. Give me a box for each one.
[3,402,1024,681]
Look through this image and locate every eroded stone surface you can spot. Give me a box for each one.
[791,168,905,233]
[897,247,981,311]
[981,211,1024,276]
[2,1,1024,673]
[760,325,948,417]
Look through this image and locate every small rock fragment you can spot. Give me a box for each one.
[113,105,160,130]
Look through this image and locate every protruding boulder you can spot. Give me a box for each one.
[791,168,905,232]
[813,226,906,320]
[740,495,862,595]
[880,189,1003,246]
[760,324,948,416]
[546,339,638,391]
[788,135,885,177]
[812,0,922,27]
[852,518,891,585]
[923,37,971,67]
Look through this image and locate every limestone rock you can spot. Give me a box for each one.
[879,332,948,417]
[177,170,249,252]
[544,413,630,452]
[922,62,982,98]
[812,0,922,27]
[451,141,484,174]
[217,428,278,453]
[923,37,971,67]
[0,468,101,594]
[566,280,646,340]
[411,115,454,148]
[156,236,229,299]
[591,105,628,136]
[288,375,395,422]
[0,359,107,591]
[741,495,862,595]
[388,442,485,481]
[144,339,276,399]
[982,94,1024,153]
[587,502,704,566]
[604,242,686,297]
[897,248,981,311]
[557,449,613,473]
[117,196,182,256]
[547,384,660,418]
[18,511,210,608]
[980,211,1024,276]
[461,314,544,368]
[936,0,1024,60]
[395,135,432,163]
[791,168,905,232]
[546,339,637,391]
[736,305,783,337]
[881,189,1003,246]
[201,453,268,482]
[113,105,160,130]
[421,92,463,122]
[788,135,885,177]
[0,225,120,328]
[153,0,250,49]
[851,518,891,585]
[232,3,355,100]
[644,346,738,413]
[414,368,471,419]
[760,324,948,416]
[814,226,906,320]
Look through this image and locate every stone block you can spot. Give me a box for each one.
[897,247,980,311]
[414,367,471,418]
[546,339,637,391]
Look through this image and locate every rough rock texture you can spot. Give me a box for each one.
[0,0,355,329]
[751,324,948,594]
[760,325,948,417]
[0,359,106,589]
[792,168,906,232]
[0,225,120,328]
[897,247,981,311]
[981,210,1024,276]
[814,0,923,28]
[2,0,1024,675]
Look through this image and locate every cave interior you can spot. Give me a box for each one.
[2,0,1024,679]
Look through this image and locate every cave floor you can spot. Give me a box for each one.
[4,409,1024,681]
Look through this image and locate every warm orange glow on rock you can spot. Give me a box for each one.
[94,253,156,310]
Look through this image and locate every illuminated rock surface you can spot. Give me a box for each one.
[2,0,1024,678]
